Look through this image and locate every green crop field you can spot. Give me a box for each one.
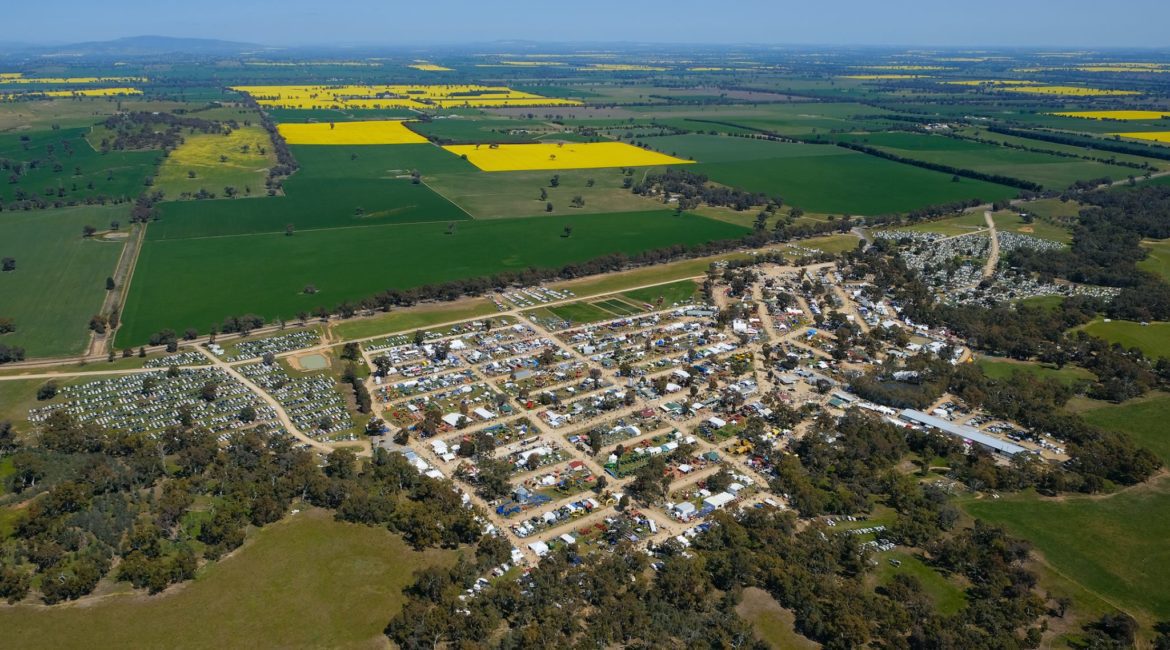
[647,134,848,163]
[119,210,748,344]
[148,144,476,240]
[154,125,276,199]
[691,146,1017,215]
[0,508,453,649]
[1139,239,1170,283]
[150,176,468,239]
[0,127,159,205]
[0,205,127,357]
[965,479,1170,629]
[1081,319,1170,359]
[840,131,1127,190]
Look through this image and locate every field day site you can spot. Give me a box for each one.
[4,8,1170,648]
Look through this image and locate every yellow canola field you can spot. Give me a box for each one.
[1112,132,1170,144]
[1001,85,1141,97]
[231,84,581,109]
[409,63,452,72]
[444,142,695,172]
[1052,110,1170,121]
[277,120,428,145]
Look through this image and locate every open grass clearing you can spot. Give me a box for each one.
[1078,392,1170,465]
[622,278,698,306]
[547,301,618,324]
[736,587,820,649]
[990,210,1073,243]
[1139,239,1170,283]
[786,233,862,255]
[0,508,453,649]
[1081,319,1170,359]
[331,298,498,342]
[976,356,1094,387]
[0,204,127,357]
[870,550,967,616]
[892,211,988,237]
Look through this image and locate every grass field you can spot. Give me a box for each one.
[894,211,988,236]
[735,587,819,649]
[1079,392,1170,464]
[155,125,276,199]
[787,233,863,255]
[1081,319,1170,359]
[0,127,159,205]
[0,378,47,429]
[991,211,1073,243]
[331,299,498,341]
[870,550,967,616]
[689,144,1016,215]
[622,279,697,306]
[840,131,1127,190]
[119,210,748,344]
[0,205,127,357]
[965,478,1170,629]
[0,508,453,649]
[1139,239,1170,283]
[445,142,694,172]
[278,120,428,145]
[546,301,617,324]
[424,167,663,218]
[976,356,1094,387]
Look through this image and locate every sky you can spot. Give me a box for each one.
[9,0,1170,48]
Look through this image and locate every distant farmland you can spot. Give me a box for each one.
[118,210,748,344]
[675,138,1017,215]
